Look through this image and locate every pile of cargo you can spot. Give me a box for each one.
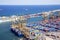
[26,17,60,40]
[45,32,60,40]
[27,15,60,32]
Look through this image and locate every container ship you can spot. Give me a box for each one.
[11,10,60,40]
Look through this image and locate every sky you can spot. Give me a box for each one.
[0,0,60,5]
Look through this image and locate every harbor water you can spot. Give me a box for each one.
[0,22,23,40]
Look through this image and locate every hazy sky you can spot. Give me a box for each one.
[0,0,60,5]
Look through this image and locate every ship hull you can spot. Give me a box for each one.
[11,28,24,37]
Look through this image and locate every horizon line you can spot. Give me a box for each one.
[0,4,60,5]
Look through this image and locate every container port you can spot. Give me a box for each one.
[11,10,60,40]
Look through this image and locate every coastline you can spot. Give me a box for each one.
[0,9,60,23]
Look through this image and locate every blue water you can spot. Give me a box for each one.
[0,5,60,16]
[0,22,21,40]
[0,5,60,40]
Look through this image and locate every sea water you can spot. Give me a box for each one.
[0,5,60,40]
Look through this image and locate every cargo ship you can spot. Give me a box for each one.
[11,24,24,37]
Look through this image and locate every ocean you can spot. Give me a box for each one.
[0,5,60,40]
